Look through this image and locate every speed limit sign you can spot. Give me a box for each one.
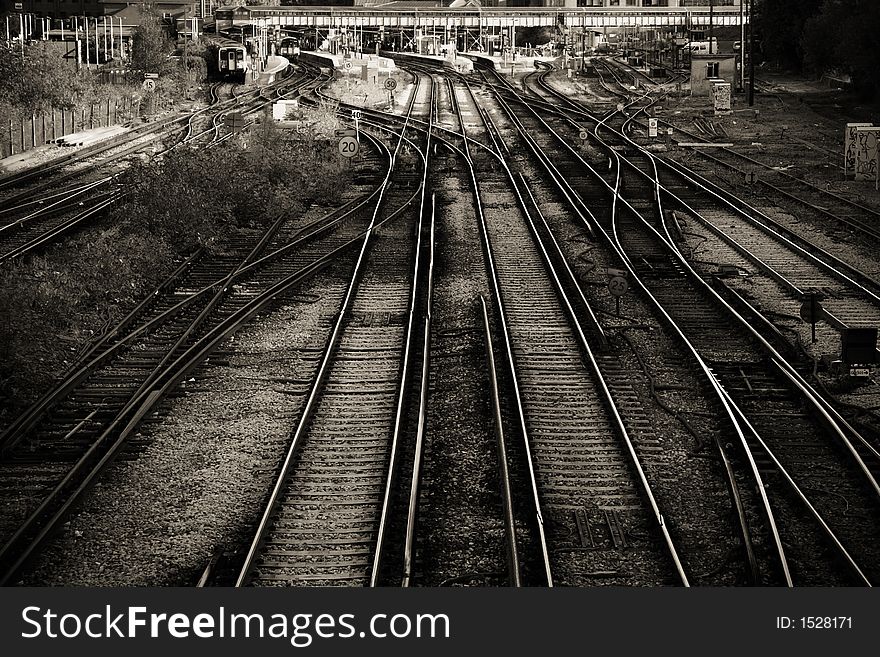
[608,276,628,297]
[578,129,589,141]
[142,79,156,93]
[338,135,359,158]
[343,61,352,71]
[384,78,397,91]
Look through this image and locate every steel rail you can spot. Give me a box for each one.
[0,132,390,454]
[523,63,874,583]
[475,59,785,585]
[531,60,880,477]
[479,294,521,587]
[234,96,426,588]
[0,128,399,586]
[401,195,436,588]
[371,72,436,587]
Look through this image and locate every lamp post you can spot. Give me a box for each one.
[476,3,483,53]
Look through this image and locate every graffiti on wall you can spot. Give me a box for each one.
[845,122,873,177]
[855,126,880,183]
[713,82,731,114]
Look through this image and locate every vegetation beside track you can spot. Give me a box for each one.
[0,115,347,422]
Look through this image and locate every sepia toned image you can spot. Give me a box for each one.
[1,0,879,591]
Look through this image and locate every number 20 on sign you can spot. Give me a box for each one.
[338,135,359,158]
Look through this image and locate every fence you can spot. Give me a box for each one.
[2,96,139,159]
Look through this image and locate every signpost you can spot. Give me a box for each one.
[225,112,246,133]
[799,292,825,344]
[648,118,658,138]
[606,267,629,317]
[840,327,877,379]
[338,135,359,158]
[351,108,362,142]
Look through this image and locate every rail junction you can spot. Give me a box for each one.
[1,8,879,588]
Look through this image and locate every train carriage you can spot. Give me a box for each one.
[218,45,249,82]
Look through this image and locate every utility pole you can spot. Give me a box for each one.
[709,0,714,55]
[739,0,745,91]
[748,0,755,106]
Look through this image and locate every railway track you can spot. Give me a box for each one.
[435,67,693,586]
[7,55,880,589]
[233,72,431,587]
[0,124,393,584]
[481,57,880,584]
[520,61,880,346]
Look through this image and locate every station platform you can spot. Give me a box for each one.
[381,51,473,74]
[299,51,397,74]
[258,56,290,84]
[0,125,131,175]
[462,52,556,74]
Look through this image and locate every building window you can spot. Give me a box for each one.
[706,62,720,78]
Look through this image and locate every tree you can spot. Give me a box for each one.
[758,0,823,70]
[800,0,880,96]
[0,42,92,114]
[130,4,174,75]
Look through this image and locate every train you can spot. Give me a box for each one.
[217,44,249,82]
[278,36,301,58]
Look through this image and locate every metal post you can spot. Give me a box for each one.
[94,18,99,66]
[84,18,89,67]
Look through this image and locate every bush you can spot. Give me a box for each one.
[0,105,349,417]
